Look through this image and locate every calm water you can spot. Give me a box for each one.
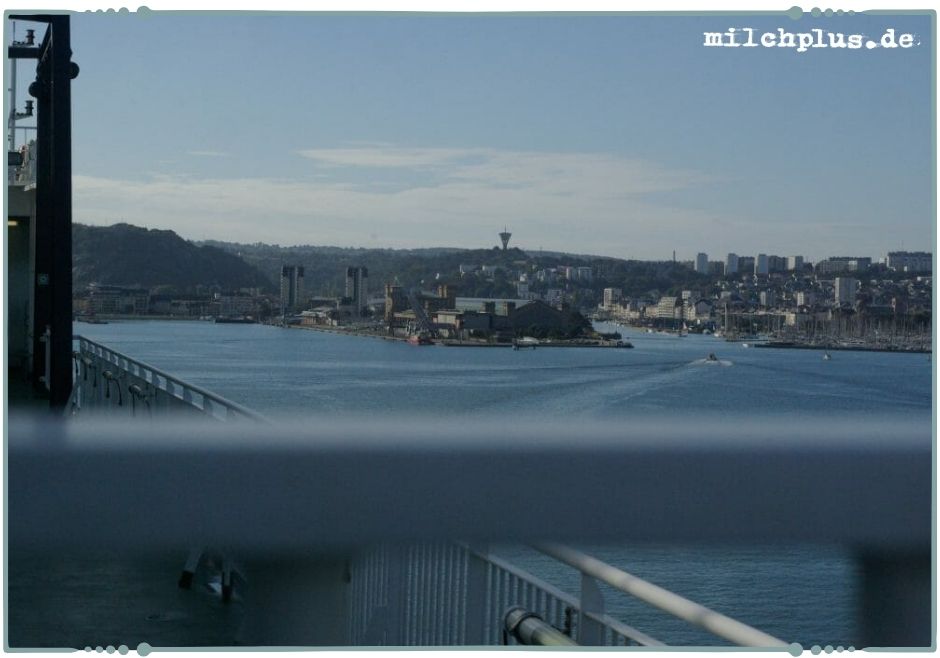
[76,320,933,647]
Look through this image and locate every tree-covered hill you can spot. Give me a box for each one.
[72,223,275,294]
[70,222,714,303]
[202,239,712,301]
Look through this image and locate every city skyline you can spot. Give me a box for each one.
[7,9,934,260]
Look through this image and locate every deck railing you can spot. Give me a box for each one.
[31,338,930,648]
[72,336,267,422]
[347,542,677,646]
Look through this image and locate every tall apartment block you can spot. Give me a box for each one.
[346,267,369,315]
[280,265,305,314]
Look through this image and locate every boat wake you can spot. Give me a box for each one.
[690,357,733,367]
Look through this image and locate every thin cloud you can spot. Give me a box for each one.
[72,147,733,257]
[186,150,231,158]
[297,146,473,169]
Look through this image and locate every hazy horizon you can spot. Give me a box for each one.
[80,219,921,264]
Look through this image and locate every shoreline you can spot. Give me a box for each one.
[754,342,931,355]
[282,323,631,348]
[80,317,931,354]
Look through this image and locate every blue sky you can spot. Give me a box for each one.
[7,10,934,260]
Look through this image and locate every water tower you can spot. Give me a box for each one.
[499,227,512,250]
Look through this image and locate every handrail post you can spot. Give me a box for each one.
[384,544,407,645]
[464,542,489,645]
[578,572,605,645]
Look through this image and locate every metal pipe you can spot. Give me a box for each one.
[537,543,787,647]
[503,606,577,646]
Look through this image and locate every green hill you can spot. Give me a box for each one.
[72,223,275,294]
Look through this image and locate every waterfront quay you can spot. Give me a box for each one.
[755,340,930,354]
[281,320,631,348]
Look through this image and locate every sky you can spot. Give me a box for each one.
[6,7,935,261]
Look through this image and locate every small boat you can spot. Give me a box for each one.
[407,332,433,346]
[513,337,538,350]
[706,353,719,362]
[741,343,750,349]
[823,352,832,361]
[215,316,257,324]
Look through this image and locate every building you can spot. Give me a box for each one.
[454,297,532,315]
[738,256,755,273]
[816,257,872,275]
[602,288,622,308]
[280,265,305,314]
[695,253,708,274]
[767,255,787,273]
[886,251,932,273]
[725,253,739,275]
[86,284,150,315]
[345,267,368,315]
[755,254,769,275]
[544,288,565,307]
[685,299,713,322]
[795,291,815,307]
[787,256,804,272]
[216,294,259,318]
[708,261,725,276]
[759,290,776,308]
[575,266,593,283]
[834,277,859,305]
[384,284,409,323]
[535,269,557,284]
[655,296,683,320]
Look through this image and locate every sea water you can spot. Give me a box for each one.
[75,320,933,646]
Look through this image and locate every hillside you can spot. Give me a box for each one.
[202,239,711,301]
[70,222,713,303]
[72,223,275,294]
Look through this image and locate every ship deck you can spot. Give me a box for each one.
[7,552,244,649]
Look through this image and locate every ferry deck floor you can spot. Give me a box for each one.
[7,552,244,649]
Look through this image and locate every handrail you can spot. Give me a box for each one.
[75,335,269,422]
[460,543,665,646]
[536,543,788,648]
[582,611,665,647]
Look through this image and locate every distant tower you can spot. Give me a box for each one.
[345,266,369,315]
[280,265,304,316]
[499,227,512,250]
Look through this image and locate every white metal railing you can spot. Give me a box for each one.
[72,335,267,422]
[537,543,785,647]
[347,541,780,647]
[8,416,930,647]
